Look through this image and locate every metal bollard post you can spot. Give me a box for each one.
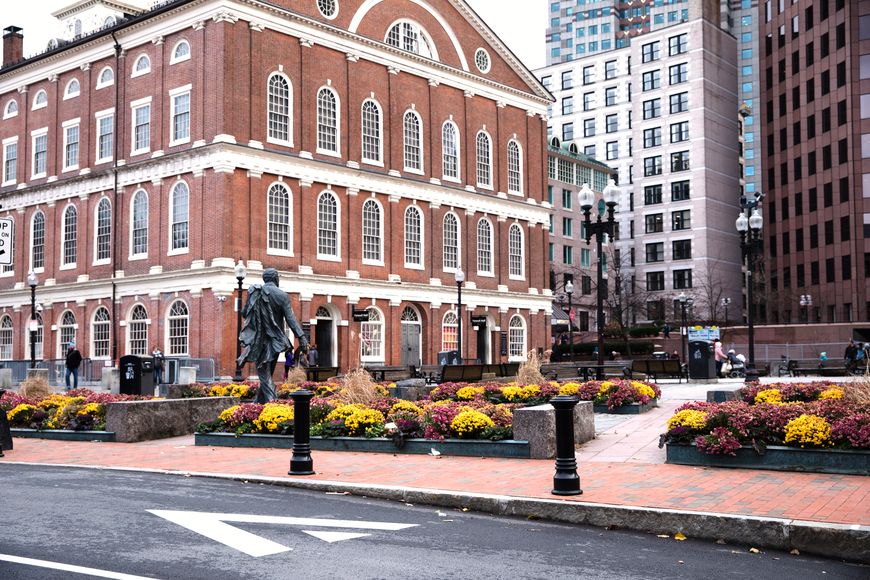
[288,388,315,475]
[550,395,581,496]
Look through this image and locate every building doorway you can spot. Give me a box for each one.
[400,306,422,367]
[475,316,492,364]
[314,306,335,367]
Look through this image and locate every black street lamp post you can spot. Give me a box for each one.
[455,268,465,365]
[565,280,574,363]
[579,179,619,374]
[677,292,693,363]
[721,297,731,329]
[233,259,246,382]
[27,270,38,369]
[736,194,764,382]
[800,294,813,324]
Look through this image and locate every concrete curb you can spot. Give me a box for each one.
[3,461,868,564]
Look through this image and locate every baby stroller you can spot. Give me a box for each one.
[722,349,746,378]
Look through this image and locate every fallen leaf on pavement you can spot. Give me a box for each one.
[789,549,800,556]
[677,560,684,564]
[674,533,687,541]
[749,548,761,554]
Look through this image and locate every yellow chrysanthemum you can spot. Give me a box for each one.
[219,405,240,423]
[754,389,784,405]
[635,384,658,399]
[76,402,105,417]
[325,403,366,423]
[388,400,422,416]
[818,388,844,400]
[450,410,495,438]
[598,381,615,395]
[667,409,708,431]
[456,386,485,400]
[784,414,831,448]
[254,404,295,433]
[344,408,385,436]
[7,403,37,423]
[559,382,582,396]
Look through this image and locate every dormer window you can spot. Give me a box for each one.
[132,55,151,77]
[96,66,114,89]
[3,100,18,119]
[32,90,48,110]
[64,79,80,99]
[386,21,436,60]
[171,40,191,64]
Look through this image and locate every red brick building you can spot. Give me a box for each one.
[0,0,552,376]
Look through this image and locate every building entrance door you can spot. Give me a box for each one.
[476,319,491,364]
[400,306,422,367]
[314,307,334,367]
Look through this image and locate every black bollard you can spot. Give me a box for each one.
[288,388,315,475]
[0,388,11,457]
[550,395,581,496]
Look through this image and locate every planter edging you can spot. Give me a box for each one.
[592,399,658,415]
[666,442,870,475]
[11,428,116,442]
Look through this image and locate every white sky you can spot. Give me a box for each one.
[2,0,546,70]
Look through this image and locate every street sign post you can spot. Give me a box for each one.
[0,217,13,266]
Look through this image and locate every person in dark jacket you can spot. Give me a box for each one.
[238,268,308,403]
[65,341,82,391]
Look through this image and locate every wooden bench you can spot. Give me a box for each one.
[305,367,339,382]
[819,360,849,376]
[437,364,484,383]
[576,363,632,381]
[789,359,823,377]
[632,359,687,383]
[364,365,413,382]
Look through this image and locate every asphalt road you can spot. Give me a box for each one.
[0,464,865,579]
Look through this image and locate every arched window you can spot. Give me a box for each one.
[92,307,110,358]
[509,224,524,279]
[403,110,422,172]
[62,205,77,266]
[31,211,45,270]
[441,311,459,352]
[441,121,459,180]
[386,21,436,59]
[317,0,338,18]
[360,307,384,361]
[507,139,523,194]
[59,311,76,351]
[32,90,48,110]
[267,183,291,253]
[127,305,148,355]
[404,206,423,268]
[133,54,151,75]
[362,199,382,263]
[267,73,291,144]
[131,190,148,256]
[4,99,18,118]
[97,66,114,88]
[167,300,189,355]
[0,315,12,360]
[316,87,339,154]
[170,182,189,251]
[508,315,527,361]
[317,191,339,258]
[361,99,382,164]
[476,131,492,188]
[64,79,80,98]
[442,212,460,271]
[95,198,111,262]
[477,218,492,275]
[171,40,190,64]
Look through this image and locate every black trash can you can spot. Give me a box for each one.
[688,340,716,380]
[119,355,156,395]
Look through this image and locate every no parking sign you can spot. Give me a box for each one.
[0,217,12,266]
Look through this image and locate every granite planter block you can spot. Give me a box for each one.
[593,399,658,415]
[103,367,120,394]
[513,401,594,459]
[0,368,11,389]
[11,429,115,442]
[706,388,742,403]
[666,443,870,476]
[177,367,198,386]
[388,379,434,401]
[105,396,239,443]
[195,432,531,458]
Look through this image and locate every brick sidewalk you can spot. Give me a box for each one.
[4,435,869,527]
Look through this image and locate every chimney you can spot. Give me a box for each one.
[3,26,23,68]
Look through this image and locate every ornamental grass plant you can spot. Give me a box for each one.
[18,376,51,399]
[516,349,545,387]
[335,368,380,406]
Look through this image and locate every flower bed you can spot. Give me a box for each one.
[2,389,149,432]
[560,379,660,412]
[660,381,870,474]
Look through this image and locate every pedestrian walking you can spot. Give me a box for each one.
[308,344,319,367]
[663,323,671,339]
[151,345,165,385]
[282,347,295,381]
[714,340,726,377]
[844,339,858,372]
[65,341,82,391]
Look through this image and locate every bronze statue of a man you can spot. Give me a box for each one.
[237,268,308,403]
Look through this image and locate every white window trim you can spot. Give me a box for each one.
[130,96,152,156]
[31,89,48,111]
[168,181,190,256]
[361,198,384,267]
[315,86,341,158]
[265,181,294,257]
[475,130,493,191]
[360,99,384,167]
[441,211,461,273]
[59,203,77,271]
[508,223,525,281]
[63,79,80,101]
[507,139,524,196]
[266,72,294,148]
[441,120,461,183]
[168,84,192,147]
[170,40,191,65]
[90,307,112,360]
[131,54,151,78]
[96,66,114,90]
[508,315,527,362]
[129,189,149,260]
[30,128,48,180]
[61,118,81,173]
[94,108,115,165]
[2,136,18,187]
[476,217,494,277]
[3,99,18,120]
[317,0,340,19]
[403,205,425,270]
[93,197,112,266]
[402,109,424,175]
[359,306,385,363]
[316,190,341,261]
[384,19,440,61]
[30,211,45,274]
[165,300,190,356]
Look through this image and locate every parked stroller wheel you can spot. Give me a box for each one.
[730,370,745,378]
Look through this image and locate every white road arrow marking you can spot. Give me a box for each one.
[147,510,417,557]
